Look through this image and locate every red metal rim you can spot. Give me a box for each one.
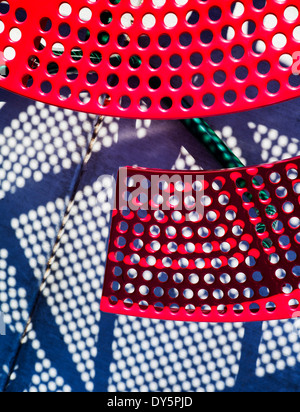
[101,156,300,322]
[0,0,300,119]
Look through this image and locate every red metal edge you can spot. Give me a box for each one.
[0,0,300,119]
[100,155,300,323]
[100,292,300,323]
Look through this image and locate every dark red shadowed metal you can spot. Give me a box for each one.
[0,0,300,119]
[101,157,300,322]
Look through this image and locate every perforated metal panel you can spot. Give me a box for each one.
[101,157,300,322]
[0,0,300,119]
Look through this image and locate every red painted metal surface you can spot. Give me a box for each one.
[101,157,300,322]
[0,0,299,119]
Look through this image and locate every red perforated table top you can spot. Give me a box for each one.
[101,156,300,322]
[0,0,300,119]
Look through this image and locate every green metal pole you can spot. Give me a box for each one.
[181,117,245,169]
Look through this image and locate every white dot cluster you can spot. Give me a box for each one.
[11,199,66,281]
[0,249,29,334]
[22,177,115,392]
[0,101,95,200]
[108,317,244,392]
[256,320,300,378]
